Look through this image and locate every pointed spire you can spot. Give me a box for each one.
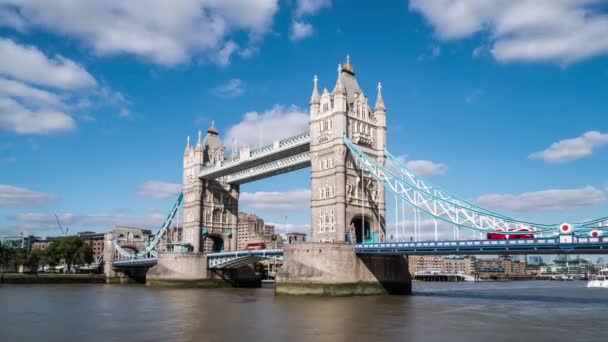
[374,82,385,111]
[333,63,345,95]
[343,54,354,74]
[208,120,218,135]
[310,74,320,104]
[184,135,191,154]
[197,129,202,146]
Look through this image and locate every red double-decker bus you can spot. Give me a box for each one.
[244,242,266,250]
[487,229,534,240]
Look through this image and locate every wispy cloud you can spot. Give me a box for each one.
[465,89,483,103]
[0,184,55,206]
[0,38,129,134]
[0,1,279,66]
[225,104,309,147]
[417,44,441,61]
[289,0,331,42]
[529,131,608,163]
[137,181,181,199]
[5,212,166,236]
[294,0,332,17]
[240,189,311,213]
[389,155,448,176]
[266,222,310,235]
[211,78,245,98]
[0,38,96,89]
[409,0,608,64]
[475,186,605,213]
[290,20,315,41]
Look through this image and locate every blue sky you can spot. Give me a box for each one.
[0,0,607,239]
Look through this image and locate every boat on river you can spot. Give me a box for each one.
[587,268,608,288]
[587,275,608,288]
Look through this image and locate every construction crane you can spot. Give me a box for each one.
[54,214,69,236]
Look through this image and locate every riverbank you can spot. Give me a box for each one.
[0,273,105,284]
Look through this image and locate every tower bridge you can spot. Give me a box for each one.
[105,56,608,294]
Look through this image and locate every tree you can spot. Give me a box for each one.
[74,244,94,266]
[10,248,27,272]
[26,249,47,273]
[47,236,86,272]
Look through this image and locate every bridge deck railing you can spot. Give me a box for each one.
[199,132,309,178]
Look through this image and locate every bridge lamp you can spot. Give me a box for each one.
[590,230,603,238]
[560,223,572,234]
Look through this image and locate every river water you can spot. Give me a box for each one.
[1,281,606,342]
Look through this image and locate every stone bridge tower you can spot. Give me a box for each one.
[182,122,239,253]
[309,57,387,244]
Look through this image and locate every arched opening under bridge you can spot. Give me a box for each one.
[206,234,224,252]
[351,215,373,244]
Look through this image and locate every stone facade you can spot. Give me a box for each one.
[309,57,387,244]
[237,212,276,250]
[182,122,239,253]
[408,255,474,275]
[276,243,411,295]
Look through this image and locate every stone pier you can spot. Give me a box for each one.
[276,243,411,296]
[146,253,219,287]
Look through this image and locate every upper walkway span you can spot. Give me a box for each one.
[199,132,310,183]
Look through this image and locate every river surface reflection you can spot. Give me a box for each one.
[1,281,607,342]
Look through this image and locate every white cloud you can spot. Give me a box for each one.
[529,131,608,163]
[225,104,309,147]
[0,0,279,66]
[417,44,441,61]
[290,0,331,42]
[405,160,448,175]
[389,154,448,176]
[267,222,310,235]
[6,212,166,234]
[211,78,245,98]
[294,0,332,17]
[240,189,311,212]
[409,0,608,64]
[210,40,239,67]
[387,218,455,241]
[475,186,605,213]
[0,38,96,89]
[0,184,55,206]
[0,78,64,107]
[290,20,315,41]
[0,38,128,134]
[137,181,181,199]
[465,89,483,103]
[0,96,76,134]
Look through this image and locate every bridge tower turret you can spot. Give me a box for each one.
[309,56,387,244]
[182,122,239,254]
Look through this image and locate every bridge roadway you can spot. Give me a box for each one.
[199,132,310,183]
[111,235,608,268]
[356,235,608,255]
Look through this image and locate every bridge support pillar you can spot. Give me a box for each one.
[147,253,223,287]
[103,233,117,279]
[276,243,411,296]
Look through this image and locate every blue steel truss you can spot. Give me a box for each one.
[344,135,606,236]
[207,249,284,269]
[112,257,158,268]
[356,235,608,255]
[113,193,183,260]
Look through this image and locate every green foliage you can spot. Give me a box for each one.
[26,249,47,272]
[74,244,94,266]
[1,236,94,273]
[0,246,27,272]
[47,236,92,272]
